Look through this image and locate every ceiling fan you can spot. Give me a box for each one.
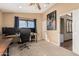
[29,3,41,10]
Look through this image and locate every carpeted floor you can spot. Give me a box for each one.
[9,40,77,56]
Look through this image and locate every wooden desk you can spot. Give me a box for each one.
[5,33,37,43]
[5,34,20,43]
[5,35,20,38]
[0,38,12,56]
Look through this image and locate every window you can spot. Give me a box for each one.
[66,19,72,33]
[28,21,35,28]
[19,20,35,28]
[19,20,28,28]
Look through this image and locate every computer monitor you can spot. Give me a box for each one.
[2,27,17,36]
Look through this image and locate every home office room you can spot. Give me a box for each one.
[0,1,79,59]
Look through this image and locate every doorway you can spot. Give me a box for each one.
[60,13,72,51]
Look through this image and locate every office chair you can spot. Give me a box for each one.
[19,28,31,50]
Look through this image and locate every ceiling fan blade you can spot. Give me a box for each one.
[36,3,41,10]
[29,3,34,6]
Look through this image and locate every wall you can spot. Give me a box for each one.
[3,13,43,41]
[42,15,48,41]
[43,3,79,46]
[73,9,79,54]
[0,11,2,34]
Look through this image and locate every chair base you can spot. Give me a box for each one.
[19,43,30,50]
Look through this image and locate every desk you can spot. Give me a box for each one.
[0,38,13,56]
[5,34,20,43]
[31,32,37,42]
[5,32,37,43]
[5,34,20,38]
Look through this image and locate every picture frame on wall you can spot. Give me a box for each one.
[47,10,57,30]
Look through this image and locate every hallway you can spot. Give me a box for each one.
[61,40,72,51]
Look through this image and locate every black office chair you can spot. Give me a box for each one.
[19,28,31,50]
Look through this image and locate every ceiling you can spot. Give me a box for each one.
[0,3,55,13]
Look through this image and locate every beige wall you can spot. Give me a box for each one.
[0,11,2,34]
[43,3,79,46]
[3,13,43,40]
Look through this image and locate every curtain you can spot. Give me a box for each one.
[34,19,37,33]
[14,16,19,28]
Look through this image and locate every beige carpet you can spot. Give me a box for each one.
[9,40,77,56]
